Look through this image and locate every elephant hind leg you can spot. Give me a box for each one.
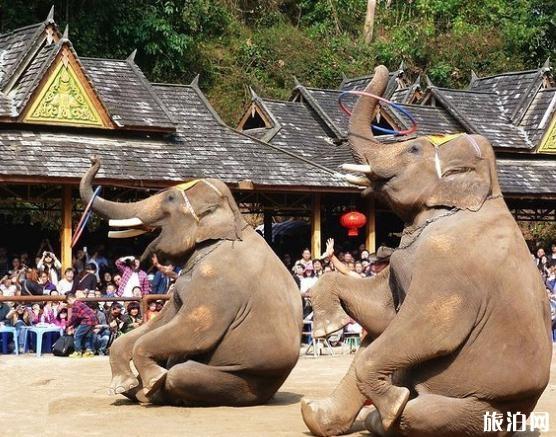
[161,361,283,407]
[366,394,515,437]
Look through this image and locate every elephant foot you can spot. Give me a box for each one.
[312,309,351,339]
[365,409,390,437]
[301,397,355,436]
[109,374,139,396]
[142,368,168,399]
[377,386,410,431]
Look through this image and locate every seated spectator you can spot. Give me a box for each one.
[93,305,110,355]
[107,302,126,339]
[312,259,324,278]
[53,307,69,330]
[0,276,19,296]
[144,301,158,322]
[131,286,143,299]
[297,248,313,270]
[292,262,305,288]
[300,266,318,294]
[151,254,177,294]
[155,300,164,312]
[354,261,365,277]
[323,238,360,279]
[116,256,151,297]
[123,302,142,333]
[66,292,98,358]
[100,271,113,292]
[0,290,10,324]
[37,251,62,286]
[72,263,98,293]
[21,268,43,296]
[73,249,87,273]
[8,257,26,283]
[40,300,57,325]
[39,270,56,294]
[29,303,42,325]
[105,284,117,297]
[57,268,74,294]
[6,304,32,352]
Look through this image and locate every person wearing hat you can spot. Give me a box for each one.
[367,246,393,276]
[107,302,126,340]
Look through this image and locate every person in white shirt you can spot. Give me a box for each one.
[56,268,75,295]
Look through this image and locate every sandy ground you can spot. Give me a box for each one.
[1,348,555,437]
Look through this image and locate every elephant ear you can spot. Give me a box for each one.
[426,137,493,211]
[195,189,244,244]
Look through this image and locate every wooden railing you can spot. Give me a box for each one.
[0,294,170,316]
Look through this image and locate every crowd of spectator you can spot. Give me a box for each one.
[0,241,178,356]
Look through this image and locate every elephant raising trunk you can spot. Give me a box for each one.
[348,65,390,165]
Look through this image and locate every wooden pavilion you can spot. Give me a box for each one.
[0,9,367,269]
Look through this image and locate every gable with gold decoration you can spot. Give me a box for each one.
[22,45,112,129]
[538,113,556,154]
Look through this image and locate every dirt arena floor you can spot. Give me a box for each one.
[1,348,555,436]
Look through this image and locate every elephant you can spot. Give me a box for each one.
[80,158,302,406]
[301,66,552,436]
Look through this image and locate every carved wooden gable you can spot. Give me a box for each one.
[22,45,112,128]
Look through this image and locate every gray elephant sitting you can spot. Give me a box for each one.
[301,66,552,436]
[80,158,302,406]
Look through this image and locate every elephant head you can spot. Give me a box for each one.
[342,65,502,223]
[80,157,245,261]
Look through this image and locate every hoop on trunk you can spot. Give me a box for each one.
[338,90,418,136]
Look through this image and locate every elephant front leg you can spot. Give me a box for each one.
[354,288,475,432]
[311,270,395,340]
[109,299,177,396]
[301,337,372,436]
[132,297,239,399]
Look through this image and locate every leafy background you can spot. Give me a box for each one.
[1,0,554,124]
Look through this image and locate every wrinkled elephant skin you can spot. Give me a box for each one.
[302,66,552,436]
[80,158,302,407]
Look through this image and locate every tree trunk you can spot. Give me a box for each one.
[363,0,376,44]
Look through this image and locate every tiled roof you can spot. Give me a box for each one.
[151,84,347,188]
[430,88,533,150]
[10,40,58,112]
[519,89,556,147]
[258,98,353,168]
[497,159,556,195]
[469,69,542,117]
[0,22,43,87]
[0,84,347,189]
[81,58,175,130]
[297,87,350,137]
[387,104,465,136]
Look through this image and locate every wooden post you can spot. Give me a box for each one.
[365,199,376,253]
[311,193,322,257]
[60,185,72,270]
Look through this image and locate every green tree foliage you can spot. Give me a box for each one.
[1,0,554,123]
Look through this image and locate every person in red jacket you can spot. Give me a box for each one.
[66,292,98,358]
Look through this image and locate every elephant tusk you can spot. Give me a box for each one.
[108,217,144,227]
[343,174,371,186]
[340,163,372,173]
[108,229,148,239]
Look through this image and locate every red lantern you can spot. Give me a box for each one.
[340,211,367,237]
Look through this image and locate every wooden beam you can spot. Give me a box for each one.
[60,185,72,270]
[311,193,322,257]
[365,198,376,253]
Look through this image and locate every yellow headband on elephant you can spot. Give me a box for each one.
[426,133,465,147]
[175,179,201,191]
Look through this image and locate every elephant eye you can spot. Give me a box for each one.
[167,194,175,202]
[408,144,420,154]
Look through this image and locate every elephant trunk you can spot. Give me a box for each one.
[79,158,157,223]
[348,65,390,164]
